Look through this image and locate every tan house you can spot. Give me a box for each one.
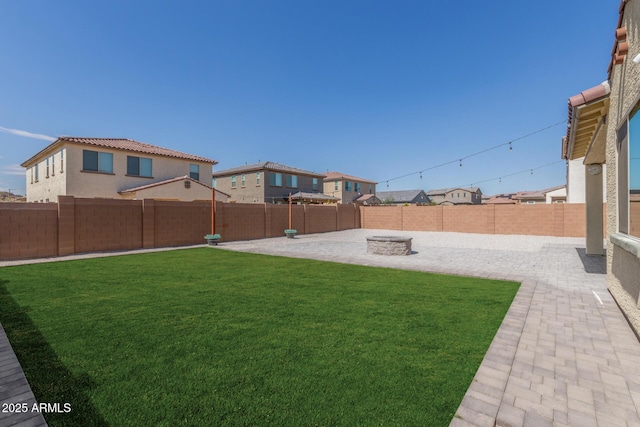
[513,185,567,204]
[21,136,218,202]
[426,187,482,205]
[322,172,377,204]
[213,161,327,204]
[563,0,640,334]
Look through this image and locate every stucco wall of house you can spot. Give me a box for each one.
[121,179,218,202]
[545,187,567,203]
[606,0,640,334]
[55,143,213,200]
[25,148,67,202]
[215,171,266,203]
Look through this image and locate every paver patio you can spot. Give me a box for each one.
[1,229,639,426]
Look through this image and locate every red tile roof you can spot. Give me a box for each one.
[22,136,216,166]
[60,137,216,163]
[323,171,377,184]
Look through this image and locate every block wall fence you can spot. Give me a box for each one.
[359,204,605,237]
[1,198,600,261]
[0,196,360,261]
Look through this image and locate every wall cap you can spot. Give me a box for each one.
[611,233,640,259]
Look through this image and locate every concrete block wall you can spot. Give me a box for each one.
[0,203,58,260]
[74,198,143,253]
[361,203,603,238]
[154,200,210,247]
[1,199,607,261]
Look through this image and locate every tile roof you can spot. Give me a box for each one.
[323,171,377,184]
[213,161,326,178]
[425,187,480,196]
[376,189,429,202]
[513,185,566,200]
[22,136,216,166]
[289,191,340,202]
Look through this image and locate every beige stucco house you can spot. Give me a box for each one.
[21,136,218,202]
[212,161,328,204]
[563,0,640,334]
[322,172,377,204]
[426,187,482,205]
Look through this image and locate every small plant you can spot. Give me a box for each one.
[204,234,221,245]
[284,229,297,238]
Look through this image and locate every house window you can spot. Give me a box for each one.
[355,183,361,193]
[51,155,55,176]
[190,164,200,180]
[618,102,640,239]
[369,184,373,194]
[60,149,64,173]
[231,175,237,188]
[83,150,113,173]
[46,157,50,178]
[269,172,282,187]
[345,181,352,191]
[335,182,338,191]
[127,156,152,177]
[213,178,217,188]
[256,172,261,186]
[30,167,34,184]
[286,175,298,188]
[312,178,318,190]
[241,174,246,187]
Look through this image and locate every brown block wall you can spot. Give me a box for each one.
[0,203,58,260]
[216,203,266,241]
[154,200,210,247]
[402,206,443,231]
[362,203,602,238]
[361,206,403,230]
[337,204,358,230]
[442,205,495,234]
[74,198,143,253]
[306,205,337,234]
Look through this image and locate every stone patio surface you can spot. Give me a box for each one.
[1,229,639,426]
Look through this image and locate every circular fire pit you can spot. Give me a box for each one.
[367,236,412,256]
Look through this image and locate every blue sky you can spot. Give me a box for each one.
[0,0,618,196]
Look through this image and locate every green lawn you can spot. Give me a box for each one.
[0,248,519,426]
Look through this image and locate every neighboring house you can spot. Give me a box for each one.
[563,0,640,334]
[21,136,217,202]
[354,194,382,205]
[483,193,518,204]
[322,172,377,204]
[212,161,326,204]
[377,190,431,205]
[513,185,567,204]
[426,187,482,205]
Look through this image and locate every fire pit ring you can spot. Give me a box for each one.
[366,236,412,256]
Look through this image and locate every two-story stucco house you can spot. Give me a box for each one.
[21,136,220,202]
[426,187,482,205]
[322,172,377,204]
[212,161,329,204]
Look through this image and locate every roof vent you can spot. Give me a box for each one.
[184,180,191,189]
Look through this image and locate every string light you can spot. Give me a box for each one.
[449,160,563,189]
[379,120,565,184]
